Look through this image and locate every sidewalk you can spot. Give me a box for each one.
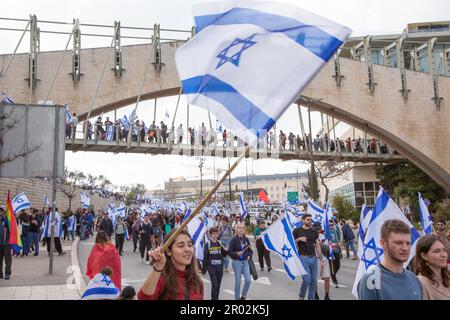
[0,238,82,300]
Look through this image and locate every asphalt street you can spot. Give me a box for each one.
[78,236,358,300]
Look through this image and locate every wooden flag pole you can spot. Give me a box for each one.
[150,145,250,265]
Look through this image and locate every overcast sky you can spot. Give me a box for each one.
[1,0,448,190]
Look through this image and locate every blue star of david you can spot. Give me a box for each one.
[15,198,24,204]
[101,274,113,286]
[216,34,258,70]
[361,238,384,269]
[281,245,293,260]
[315,214,323,222]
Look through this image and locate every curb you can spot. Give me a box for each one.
[70,238,87,298]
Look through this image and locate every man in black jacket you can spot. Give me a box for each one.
[99,212,113,238]
[0,209,12,280]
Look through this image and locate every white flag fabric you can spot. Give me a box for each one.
[12,193,31,213]
[187,215,207,261]
[307,200,324,224]
[351,188,421,299]
[44,195,52,208]
[80,192,90,209]
[357,204,373,259]
[262,214,307,280]
[418,193,433,235]
[176,0,351,144]
[117,203,127,218]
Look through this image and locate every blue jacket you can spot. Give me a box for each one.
[228,235,253,261]
[342,223,355,242]
[0,217,10,246]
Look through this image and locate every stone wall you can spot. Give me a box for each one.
[0,178,117,212]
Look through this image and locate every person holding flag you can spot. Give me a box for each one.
[293,213,322,300]
[138,0,351,297]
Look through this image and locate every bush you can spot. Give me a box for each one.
[332,195,359,221]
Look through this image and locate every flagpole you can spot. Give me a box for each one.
[150,145,250,265]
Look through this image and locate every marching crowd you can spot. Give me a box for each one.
[1,203,449,300]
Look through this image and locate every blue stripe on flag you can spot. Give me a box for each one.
[194,7,343,61]
[309,201,323,213]
[182,74,275,136]
[192,222,205,244]
[15,203,30,212]
[369,190,390,224]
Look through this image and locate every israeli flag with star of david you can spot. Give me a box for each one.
[307,200,324,224]
[187,215,207,262]
[351,188,421,299]
[175,0,351,144]
[12,193,31,213]
[262,214,307,280]
[418,193,433,235]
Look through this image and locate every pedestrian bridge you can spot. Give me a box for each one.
[0,17,449,191]
[64,137,404,164]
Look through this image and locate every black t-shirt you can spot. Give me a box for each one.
[293,227,318,256]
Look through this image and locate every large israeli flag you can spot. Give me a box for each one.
[176,0,351,144]
[418,193,433,235]
[262,214,307,280]
[351,188,421,299]
[239,192,247,219]
[12,193,31,213]
[187,215,207,261]
[307,200,324,224]
[357,204,373,259]
[80,192,90,209]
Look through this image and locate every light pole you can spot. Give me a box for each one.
[199,157,205,197]
[228,158,232,201]
[245,158,249,200]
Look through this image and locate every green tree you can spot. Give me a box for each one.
[125,183,147,206]
[376,162,448,222]
[303,162,319,201]
[332,195,359,222]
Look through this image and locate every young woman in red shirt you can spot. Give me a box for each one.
[138,229,203,300]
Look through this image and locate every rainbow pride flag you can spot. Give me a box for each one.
[6,191,22,252]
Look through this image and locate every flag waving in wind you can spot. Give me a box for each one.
[239,192,247,219]
[12,193,31,213]
[6,191,22,252]
[262,214,307,280]
[176,0,351,144]
[418,193,433,235]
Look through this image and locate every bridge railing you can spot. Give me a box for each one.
[65,123,398,159]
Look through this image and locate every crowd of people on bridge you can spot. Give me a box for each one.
[68,114,394,156]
